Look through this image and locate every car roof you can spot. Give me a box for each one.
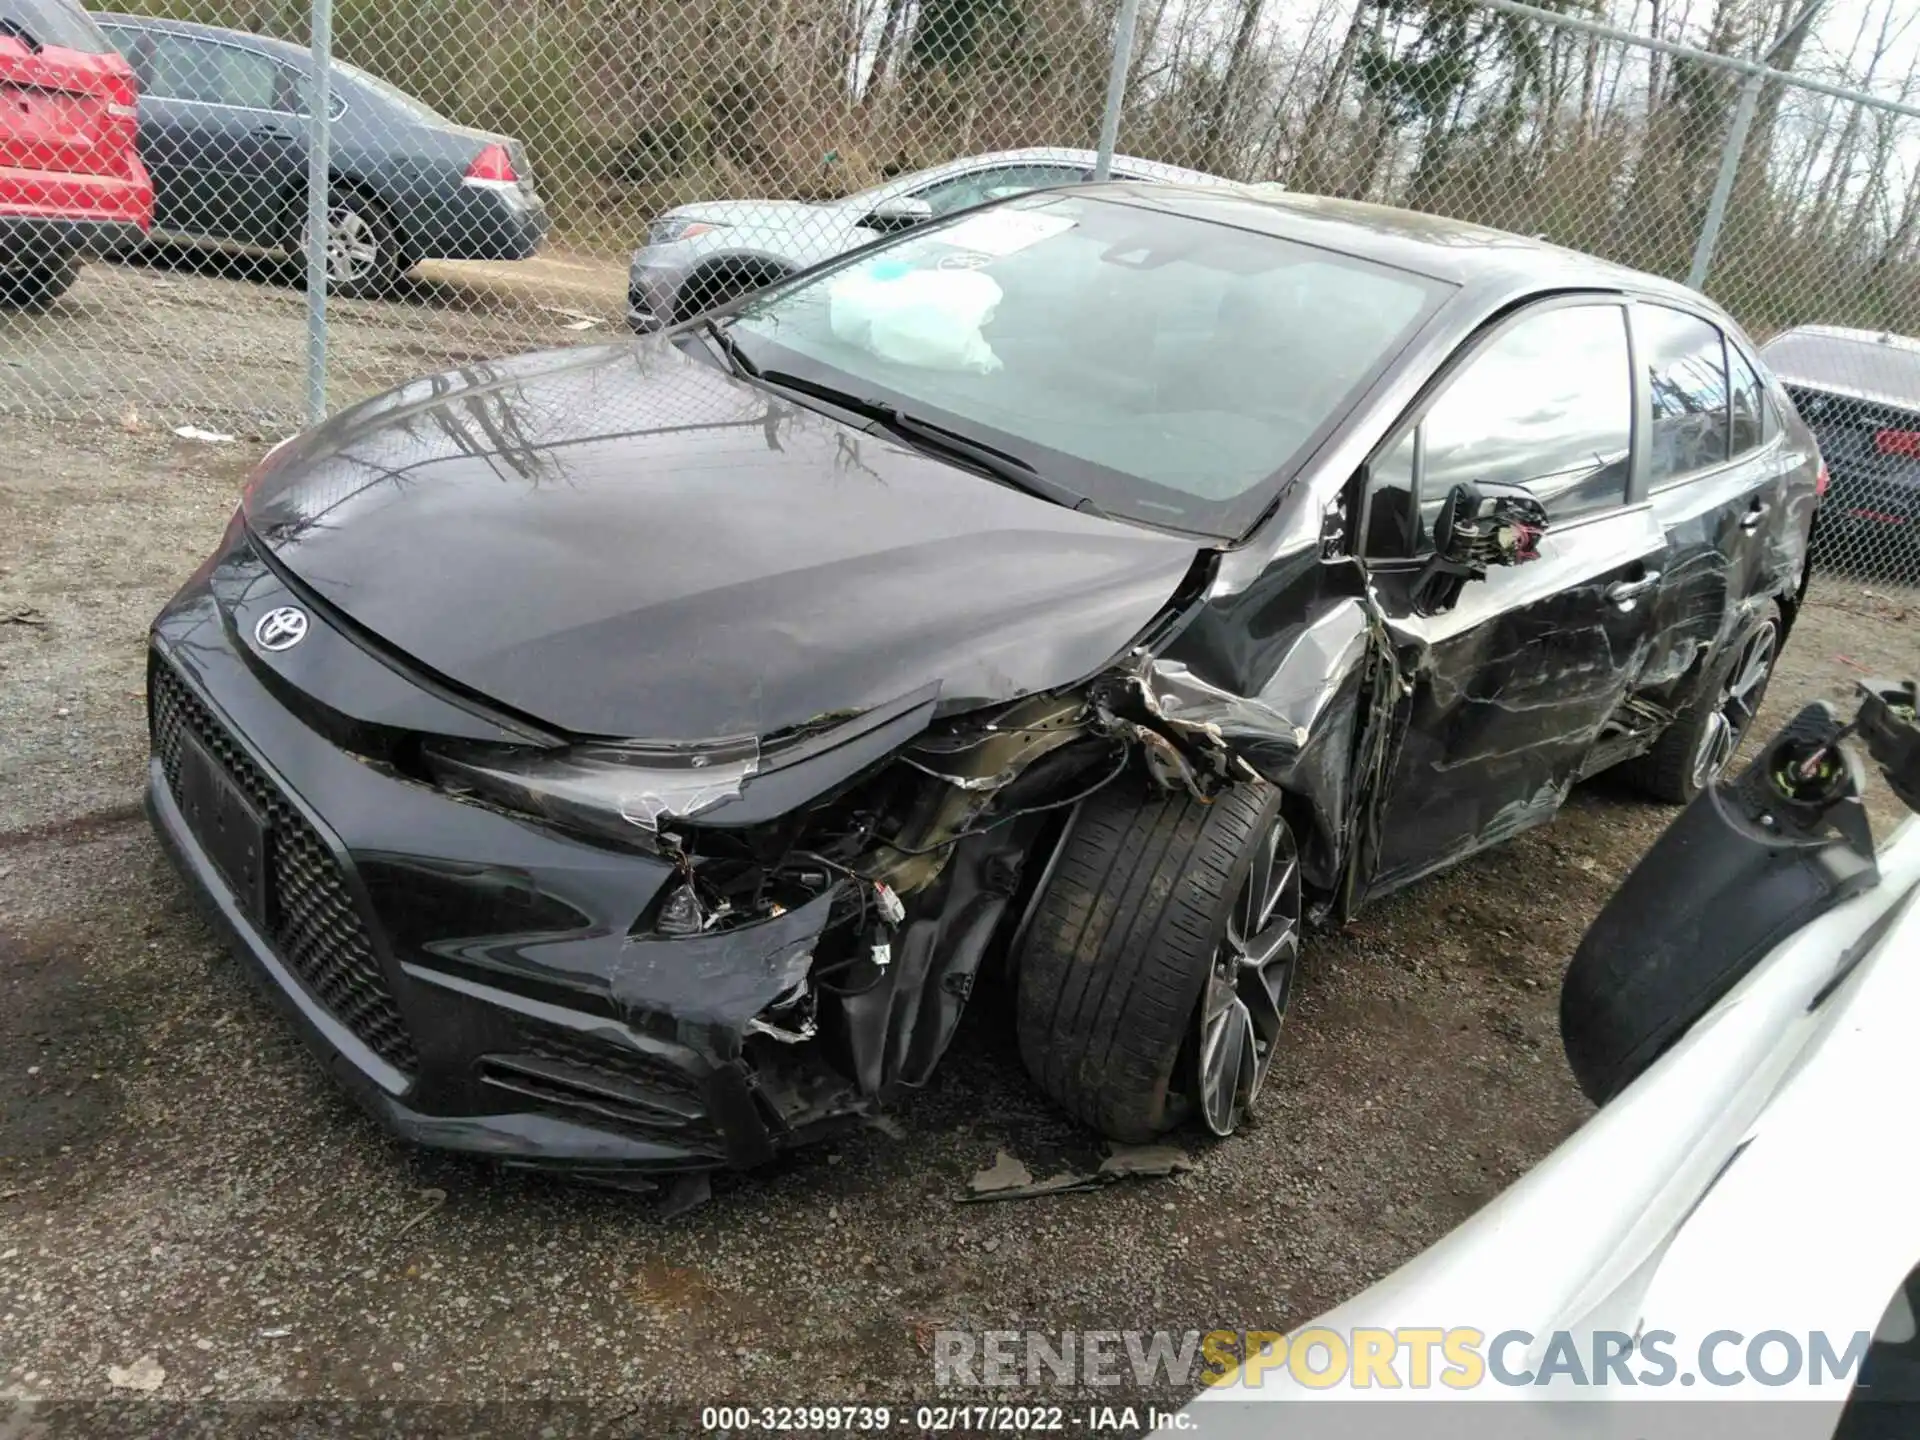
[90,11,317,66]
[1082,180,1710,301]
[893,146,1231,188]
[1761,324,1920,409]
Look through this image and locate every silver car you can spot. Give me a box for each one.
[626,146,1231,332]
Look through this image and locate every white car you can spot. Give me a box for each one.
[1175,686,1920,1440]
[626,146,1232,331]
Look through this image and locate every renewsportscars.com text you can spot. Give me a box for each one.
[934,1327,1871,1390]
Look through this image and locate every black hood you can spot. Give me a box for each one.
[244,341,1204,739]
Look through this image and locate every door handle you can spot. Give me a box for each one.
[1740,502,1771,532]
[251,125,294,142]
[1605,571,1662,608]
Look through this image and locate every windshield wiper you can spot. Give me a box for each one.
[694,316,761,380]
[752,368,1107,518]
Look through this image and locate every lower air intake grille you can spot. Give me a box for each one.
[150,654,418,1076]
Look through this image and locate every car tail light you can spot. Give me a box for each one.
[463,143,518,189]
[1816,462,1830,497]
[1874,429,1920,457]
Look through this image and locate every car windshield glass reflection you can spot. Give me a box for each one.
[728,194,1449,537]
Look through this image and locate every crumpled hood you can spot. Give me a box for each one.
[244,341,1203,740]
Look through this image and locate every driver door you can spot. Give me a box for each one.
[1354,298,1667,901]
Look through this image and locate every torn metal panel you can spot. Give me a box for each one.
[1116,546,1398,898]
[608,887,834,1028]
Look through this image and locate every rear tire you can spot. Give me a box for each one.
[0,253,80,309]
[1625,604,1781,804]
[301,193,403,299]
[1013,776,1300,1143]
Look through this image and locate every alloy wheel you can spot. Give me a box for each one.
[1192,817,1301,1136]
[1691,619,1778,790]
[305,204,380,286]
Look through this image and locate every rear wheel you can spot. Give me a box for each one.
[1013,777,1301,1143]
[0,252,80,309]
[300,194,403,298]
[1627,606,1780,803]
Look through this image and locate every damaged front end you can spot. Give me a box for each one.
[428,684,1184,1160]
[149,506,1393,1198]
[411,577,1400,1185]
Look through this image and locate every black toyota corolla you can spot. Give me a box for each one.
[147,185,1820,1197]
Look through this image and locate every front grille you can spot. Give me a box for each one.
[149,655,419,1076]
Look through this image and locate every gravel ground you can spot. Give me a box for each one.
[2,262,1917,1435]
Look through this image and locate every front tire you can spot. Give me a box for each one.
[1013,776,1301,1143]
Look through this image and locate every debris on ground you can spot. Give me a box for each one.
[2,605,46,627]
[105,1356,165,1392]
[963,1143,1195,1202]
[1097,1142,1196,1180]
[390,1187,447,1243]
[171,425,235,443]
[539,305,604,330]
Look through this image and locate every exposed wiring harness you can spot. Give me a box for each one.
[882,743,1131,857]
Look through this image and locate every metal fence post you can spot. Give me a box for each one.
[1686,72,1761,291]
[1093,0,1142,181]
[304,0,334,428]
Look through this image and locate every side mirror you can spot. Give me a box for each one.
[1414,481,1548,615]
[862,195,933,232]
[1433,480,1548,573]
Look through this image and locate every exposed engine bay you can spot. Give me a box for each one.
[558,665,1274,1119]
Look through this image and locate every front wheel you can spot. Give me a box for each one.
[300,195,402,298]
[1013,776,1301,1143]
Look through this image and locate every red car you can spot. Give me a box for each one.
[1,0,151,306]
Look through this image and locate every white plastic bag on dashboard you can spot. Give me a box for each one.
[827,260,1003,373]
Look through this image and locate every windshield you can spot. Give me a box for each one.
[728,193,1448,537]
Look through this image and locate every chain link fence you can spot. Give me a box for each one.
[3,0,1920,585]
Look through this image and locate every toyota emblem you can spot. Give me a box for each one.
[255,606,309,652]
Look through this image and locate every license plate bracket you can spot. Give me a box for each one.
[175,730,271,927]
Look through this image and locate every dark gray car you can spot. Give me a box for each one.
[144,186,1818,1188]
[95,13,546,295]
[1762,323,1920,569]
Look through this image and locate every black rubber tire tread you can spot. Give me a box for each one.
[1625,602,1782,805]
[1014,774,1283,1143]
[0,253,79,309]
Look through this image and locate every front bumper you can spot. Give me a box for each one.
[627,254,679,332]
[145,546,867,1180]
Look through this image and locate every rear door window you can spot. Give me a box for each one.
[145,33,281,110]
[1639,306,1732,483]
